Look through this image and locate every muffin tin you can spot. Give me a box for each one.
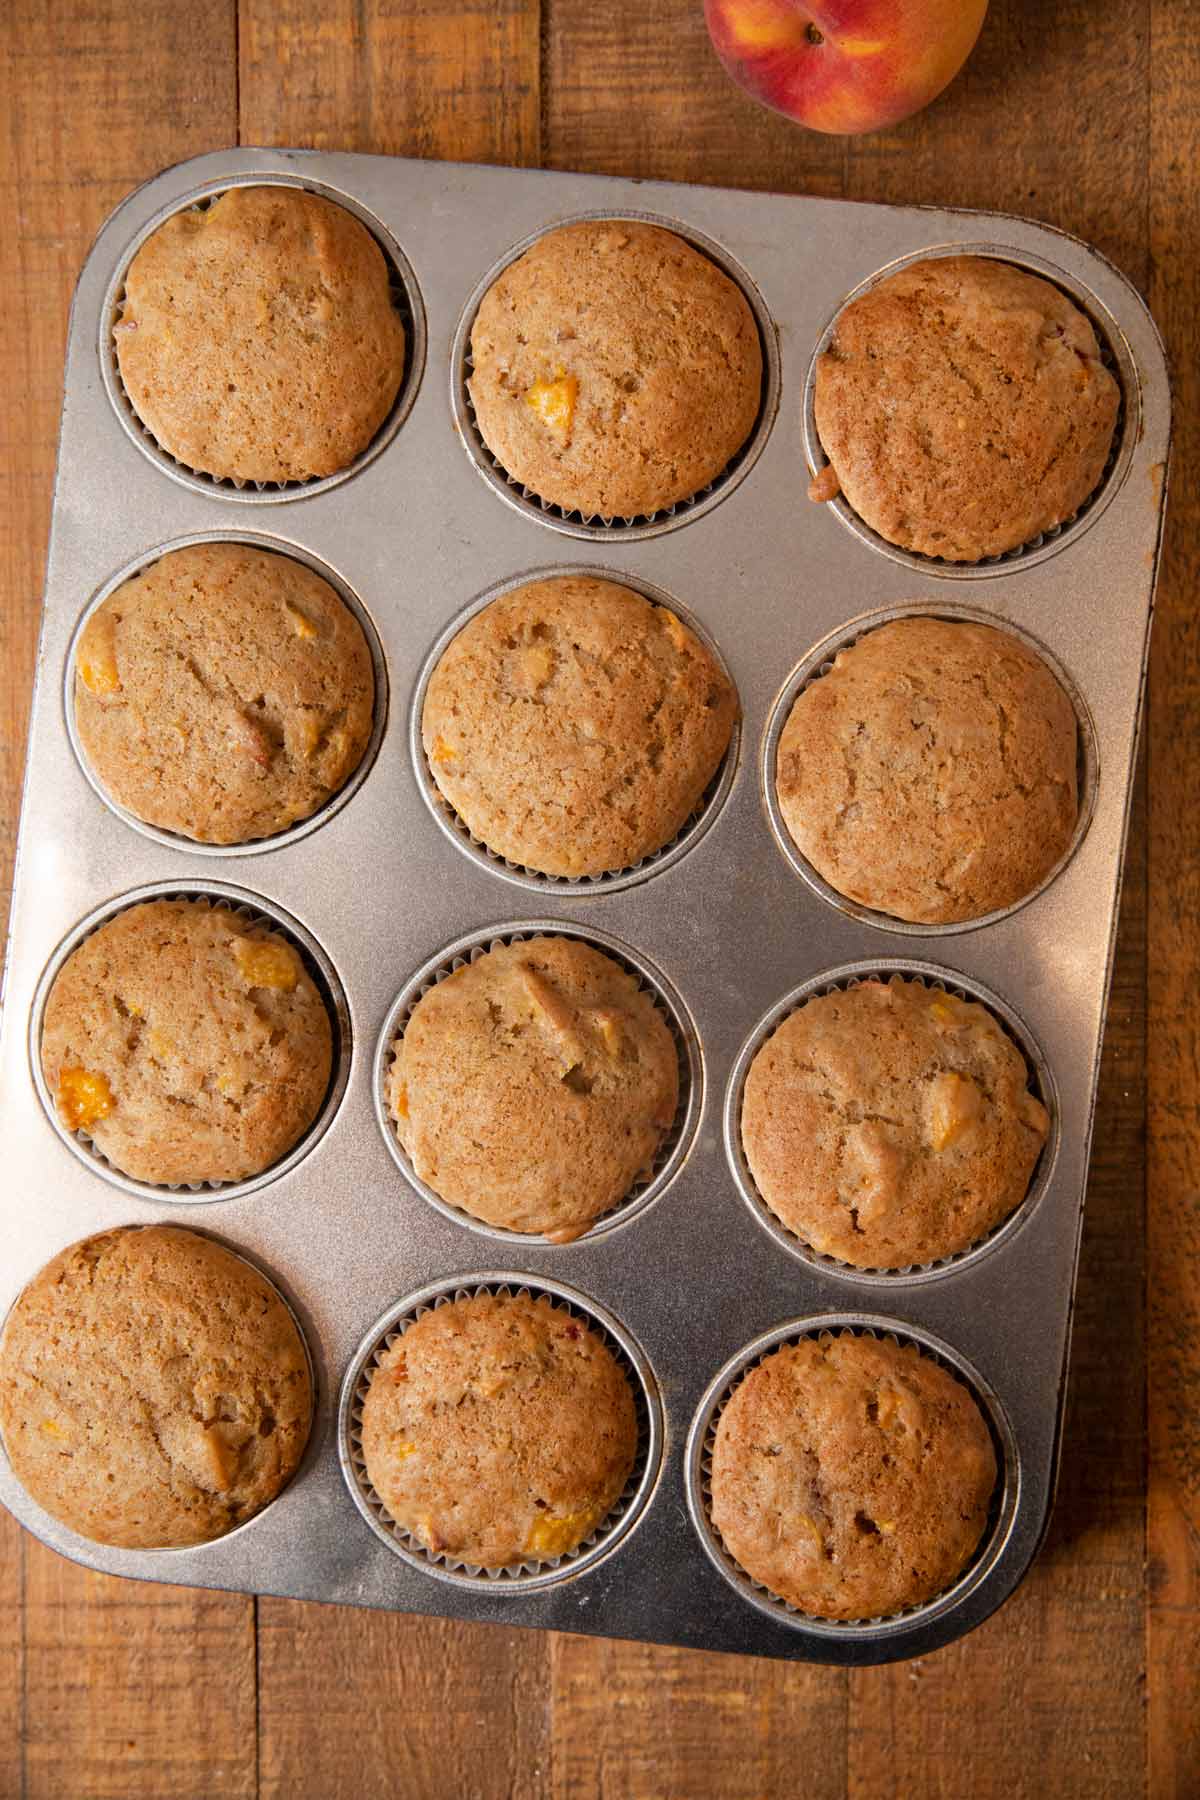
[0,148,1170,1664]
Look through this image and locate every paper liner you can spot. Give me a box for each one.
[722,961,1057,1285]
[685,1315,1016,1639]
[374,922,701,1246]
[29,882,350,1202]
[338,1275,661,1590]
[102,180,423,502]
[761,601,1100,937]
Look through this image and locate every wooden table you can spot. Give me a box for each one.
[2,3,1197,1794]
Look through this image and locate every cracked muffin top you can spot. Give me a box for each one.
[387,936,679,1241]
[422,575,737,877]
[740,976,1048,1269]
[809,255,1120,560]
[41,898,333,1186]
[115,185,406,484]
[709,1333,997,1620]
[74,542,375,845]
[468,220,763,519]
[0,1226,311,1549]
[360,1291,637,1568]
[775,618,1079,924]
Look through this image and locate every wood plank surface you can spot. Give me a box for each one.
[1,0,1197,1795]
[1148,2,1200,1793]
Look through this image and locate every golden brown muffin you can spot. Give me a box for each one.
[0,1226,311,1549]
[775,618,1079,925]
[361,1291,637,1567]
[810,256,1120,560]
[423,576,737,877]
[115,185,406,483]
[74,543,375,845]
[387,937,679,1241]
[709,1333,996,1620]
[740,978,1048,1269]
[468,220,762,519]
[41,898,333,1186]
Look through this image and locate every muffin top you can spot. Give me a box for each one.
[423,576,737,877]
[387,936,679,1241]
[810,256,1120,560]
[361,1291,637,1568]
[709,1333,997,1620]
[41,898,333,1186]
[775,618,1079,924]
[0,1226,311,1549]
[740,978,1048,1269]
[468,220,762,519]
[115,185,406,484]
[75,542,375,845]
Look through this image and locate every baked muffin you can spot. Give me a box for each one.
[387,937,679,1241]
[361,1291,637,1567]
[468,220,762,519]
[75,542,375,845]
[0,1226,311,1548]
[740,977,1048,1269]
[115,185,406,483]
[709,1333,997,1620]
[423,576,736,877]
[775,618,1079,924]
[809,256,1120,560]
[41,898,333,1186]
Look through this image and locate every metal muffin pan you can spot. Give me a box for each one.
[0,148,1170,1666]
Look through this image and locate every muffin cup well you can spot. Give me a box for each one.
[762,601,1100,936]
[100,175,426,502]
[0,1223,320,1555]
[450,210,781,541]
[29,881,351,1203]
[684,1314,1018,1641]
[374,921,702,1246]
[723,960,1058,1285]
[411,566,740,895]
[65,531,390,857]
[802,243,1137,577]
[338,1273,663,1591]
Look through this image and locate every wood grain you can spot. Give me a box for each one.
[256,1607,550,1800]
[0,1514,21,1800]
[238,0,541,165]
[1148,1,1200,1793]
[23,1559,256,1800]
[0,6,254,1797]
[548,1637,847,1800]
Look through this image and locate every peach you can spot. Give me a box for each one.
[703,0,989,135]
